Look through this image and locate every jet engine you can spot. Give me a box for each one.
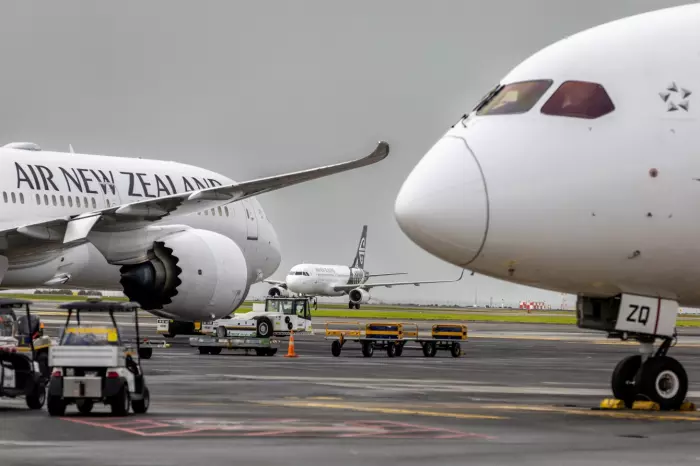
[268,285,290,297]
[119,229,249,321]
[349,287,370,305]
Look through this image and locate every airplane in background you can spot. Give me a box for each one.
[394,3,700,410]
[0,140,389,325]
[265,224,464,308]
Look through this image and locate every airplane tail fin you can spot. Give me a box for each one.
[350,225,368,270]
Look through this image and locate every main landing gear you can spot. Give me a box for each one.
[611,335,688,410]
[348,302,360,310]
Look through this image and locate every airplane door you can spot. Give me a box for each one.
[97,173,123,209]
[242,199,258,240]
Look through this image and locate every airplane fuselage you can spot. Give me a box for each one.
[285,264,367,296]
[395,4,700,307]
[0,145,281,294]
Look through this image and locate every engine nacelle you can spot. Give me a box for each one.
[268,286,290,297]
[119,229,249,321]
[349,287,370,305]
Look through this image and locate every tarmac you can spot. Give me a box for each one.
[1,309,700,465]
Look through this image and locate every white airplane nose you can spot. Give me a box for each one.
[394,136,488,266]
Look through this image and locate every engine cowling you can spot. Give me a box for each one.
[119,229,249,321]
[268,286,290,297]
[349,287,370,305]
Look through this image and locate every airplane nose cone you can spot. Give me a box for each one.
[394,136,488,266]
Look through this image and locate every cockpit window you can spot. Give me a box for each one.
[476,80,553,116]
[540,81,615,119]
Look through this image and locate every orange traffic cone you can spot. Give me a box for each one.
[285,330,298,358]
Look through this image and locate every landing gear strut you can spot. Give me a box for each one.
[611,335,688,410]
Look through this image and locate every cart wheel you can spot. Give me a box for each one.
[267,348,278,356]
[422,342,437,357]
[331,340,342,357]
[450,342,462,358]
[217,326,227,338]
[198,347,210,355]
[77,399,94,414]
[361,342,374,357]
[47,395,66,416]
[256,317,274,338]
[132,386,150,414]
[209,348,222,355]
[110,384,131,416]
[25,378,46,410]
[395,344,403,357]
[387,342,396,358]
[138,347,153,360]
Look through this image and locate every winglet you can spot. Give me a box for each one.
[69,144,75,154]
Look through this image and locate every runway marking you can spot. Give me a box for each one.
[253,400,508,420]
[290,400,700,422]
[59,416,491,439]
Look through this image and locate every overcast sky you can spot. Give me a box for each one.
[0,0,693,306]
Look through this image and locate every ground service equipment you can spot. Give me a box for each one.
[325,322,467,358]
[0,298,47,410]
[47,301,151,416]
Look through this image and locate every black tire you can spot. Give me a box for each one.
[256,317,273,338]
[138,347,153,360]
[423,342,437,357]
[25,378,46,410]
[198,347,211,355]
[163,333,176,338]
[395,344,403,357]
[47,395,66,416]
[331,340,342,357]
[132,386,150,414]
[216,326,227,338]
[348,302,353,309]
[356,303,361,310]
[450,342,462,358]
[361,342,374,357]
[76,399,94,414]
[387,342,396,358]
[636,356,688,411]
[110,384,131,416]
[36,351,50,379]
[209,348,222,355]
[611,355,642,408]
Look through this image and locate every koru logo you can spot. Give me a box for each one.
[659,81,691,112]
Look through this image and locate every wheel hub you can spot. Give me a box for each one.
[655,370,680,399]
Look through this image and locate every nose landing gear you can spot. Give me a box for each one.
[610,336,689,411]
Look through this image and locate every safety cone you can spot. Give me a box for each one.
[285,330,298,358]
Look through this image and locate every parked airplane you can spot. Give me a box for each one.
[265,224,464,308]
[0,140,389,323]
[394,3,699,410]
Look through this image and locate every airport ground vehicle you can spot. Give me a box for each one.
[189,334,278,356]
[209,297,312,339]
[0,298,48,409]
[324,321,467,358]
[47,301,150,416]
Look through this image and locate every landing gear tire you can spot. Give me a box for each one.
[636,356,688,411]
[611,355,642,408]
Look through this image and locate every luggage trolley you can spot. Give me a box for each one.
[325,321,467,358]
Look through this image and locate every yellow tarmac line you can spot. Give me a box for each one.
[253,400,508,420]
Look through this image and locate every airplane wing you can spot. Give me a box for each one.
[263,279,287,286]
[0,141,389,251]
[333,269,465,292]
[367,272,408,278]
